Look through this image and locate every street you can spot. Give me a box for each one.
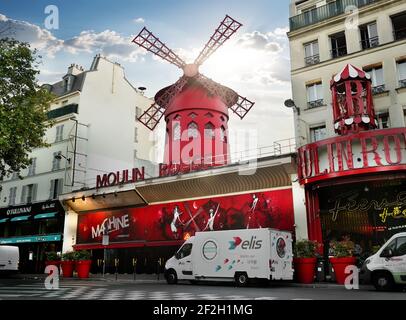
[0,277,405,300]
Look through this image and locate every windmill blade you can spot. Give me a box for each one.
[132,27,186,69]
[229,96,255,119]
[194,15,242,66]
[137,77,189,130]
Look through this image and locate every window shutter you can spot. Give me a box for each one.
[32,184,38,202]
[20,186,27,203]
[57,179,64,197]
[49,179,55,199]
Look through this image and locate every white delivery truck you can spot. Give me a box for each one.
[165,228,293,286]
[0,246,19,274]
[360,232,406,291]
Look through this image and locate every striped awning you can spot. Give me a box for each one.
[10,215,30,222]
[34,212,57,220]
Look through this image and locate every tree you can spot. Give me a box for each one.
[0,38,54,185]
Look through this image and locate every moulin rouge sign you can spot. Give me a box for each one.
[96,167,145,188]
[298,128,406,184]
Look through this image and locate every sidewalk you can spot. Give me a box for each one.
[14,273,368,288]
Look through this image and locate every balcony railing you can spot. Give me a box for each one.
[304,54,320,66]
[372,84,386,95]
[393,27,406,41]
[290,0,382,31]
[360,36,379,49]
[307,99,324,109]
[331,46,348,59]
[399,79,406,89]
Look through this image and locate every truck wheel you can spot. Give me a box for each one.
[235,272,249,287]
[166,270,178,285]
[372,271,394,291]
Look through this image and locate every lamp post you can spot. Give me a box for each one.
[284,99,305,148]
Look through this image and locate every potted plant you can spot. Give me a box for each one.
[329,240,356,285]
[60,251,75,278]
[45,251,61,267]
[74,250,92,279]
[293,239,320,284]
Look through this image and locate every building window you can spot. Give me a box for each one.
[397,60,406,88]
[364,66,385,94]
[310,125,327,142]
[220,126,227,143]
[21,184,37,204]
[52,152,61,171]
[306,82,324,109]
[304,41,319,65]
[55,125,64,142]
[134,127,138,143]
[11,172,19,180]
[187,122,198,139]
[8,187,17,206]
[173,123,181,141]
[391,12,406,41]
[376,111,390,129]
[330,32,347,59]
[360,22,379,49]
[49,179,63,200]
[204,122,215,140]
[27,158,36,176]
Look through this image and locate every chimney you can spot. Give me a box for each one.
[67,63,84,76]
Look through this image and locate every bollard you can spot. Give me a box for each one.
[115,258,119,281]
[133,258,137,281]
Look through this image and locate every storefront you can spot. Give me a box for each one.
[299,128,406,259]
[0,200,65,273]
[62,156,297,274]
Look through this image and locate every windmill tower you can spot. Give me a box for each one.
[132,15,255,169]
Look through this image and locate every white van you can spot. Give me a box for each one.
[165,228,293,286]
[0,246,19,273]
[361,232,406,291]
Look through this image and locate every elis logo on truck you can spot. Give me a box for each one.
[229,236,262,250]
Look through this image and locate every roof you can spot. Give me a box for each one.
[44,72,86,97]
[331,64,371,85]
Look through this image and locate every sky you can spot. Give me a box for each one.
[0,0,295,157]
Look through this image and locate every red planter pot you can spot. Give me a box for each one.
[76,260,92,279]
[61,260,75,278]
[293,257,317,284]
[329,257,357,285]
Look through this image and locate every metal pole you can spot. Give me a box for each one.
[103,247,106,278]
[71,118,78,187]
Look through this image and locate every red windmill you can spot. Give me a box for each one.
[132,15,255,170]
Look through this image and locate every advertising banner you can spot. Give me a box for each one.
[77,188,294,245]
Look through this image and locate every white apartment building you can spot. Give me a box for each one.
[288,0,406,146]
[0,55,156,272]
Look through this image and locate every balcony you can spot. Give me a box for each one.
[399,79,406,88]
[307,99,324,109]
[47,103,78,120]
[372,84,386,95]
[331,46,347,59]
[304,54,320,66]
[393,28,406,41]
[360,36,379,50]
[290,0,382,32]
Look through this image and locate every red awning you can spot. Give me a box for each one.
[332,64,371,85]
[73,240,184,250]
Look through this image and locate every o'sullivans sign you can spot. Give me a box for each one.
[96,167,145,188]
[298,128,406,184]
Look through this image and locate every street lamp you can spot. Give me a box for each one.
[284,99,301,115]
[54,152,71,163]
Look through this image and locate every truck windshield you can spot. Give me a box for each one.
[176,243,192,259]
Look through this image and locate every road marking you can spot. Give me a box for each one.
[254,297,278,300]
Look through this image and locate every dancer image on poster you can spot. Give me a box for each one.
[170,205,185,238]
[203,203,220,231]
[247,194,260,229]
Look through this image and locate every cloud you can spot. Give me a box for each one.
[133,17,145,24]
[0,13,63,58]
[237,31,283,53]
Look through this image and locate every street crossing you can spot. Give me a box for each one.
[0,280,312,300]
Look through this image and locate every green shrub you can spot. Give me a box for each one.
[294,239,320,258]
[73,250,91,261]
[330,240,355,258]
[61,251,75,261]
[45,251,60,261]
